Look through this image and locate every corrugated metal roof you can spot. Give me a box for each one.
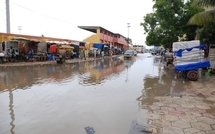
[78,26,126,38]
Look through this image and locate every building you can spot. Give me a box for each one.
[78,26,129,50]
[131,45,146,53]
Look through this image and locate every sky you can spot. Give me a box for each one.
[0,0,154,46]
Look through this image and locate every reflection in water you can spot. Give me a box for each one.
[137,66,189,108]
[0,57,127,92]
[80,58,126,85]
[153,56,161,64]
[1,54,159,134]
[0,57,128,134]
[124,59,135,82]
[9,90,15,134]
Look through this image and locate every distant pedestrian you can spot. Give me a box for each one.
[84,49,88,60]
[93,49,97,59]
[160,49,166,63]
[97,49,101,58]
[101,51,104,58]
[28,48,34,59]
[80,49,84,59]
[109,49,113,57]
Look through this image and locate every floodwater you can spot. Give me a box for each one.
[0,53,190,134]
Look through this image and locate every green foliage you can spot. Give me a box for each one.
[141,0,200,48]
[199,22,215,44]
[188,0,215,44]
[192,0,215,7]
[188,0,215,26]
[126,38,132,45]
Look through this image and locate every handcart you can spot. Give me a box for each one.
[173,40,211,81]
[174,60,211,81]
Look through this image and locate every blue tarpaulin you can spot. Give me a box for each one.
[93,43,103,49]
[174,44,206,57]
[175,60,211,71]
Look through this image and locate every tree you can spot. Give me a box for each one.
[188,0,215,26]
[126,38,133,45]
[187,0,215,45]
[141,0,200,48]
[199,22,215,44]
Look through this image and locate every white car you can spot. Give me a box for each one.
[133,50,137,56]
[124,50,135,59]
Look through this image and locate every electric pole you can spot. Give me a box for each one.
[6,0,11,33]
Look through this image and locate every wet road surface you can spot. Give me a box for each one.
[0,53,214,134]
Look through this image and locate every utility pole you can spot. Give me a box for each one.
[6,0,11,33]
[127,23,130,44]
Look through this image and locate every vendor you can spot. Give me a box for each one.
[28,48,34,59]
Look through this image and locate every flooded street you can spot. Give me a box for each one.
[0,53,214,134]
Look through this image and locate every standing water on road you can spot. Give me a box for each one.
[0,53,191,134]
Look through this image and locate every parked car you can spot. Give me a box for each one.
[133,50,137,56]
[124,50,135,59]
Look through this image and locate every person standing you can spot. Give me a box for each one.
[94,49,97,59]
[109,49,113,57]
[84,49,88,60]
[80,48,84,59]
[101,51,104,58]
[97,49,101,58]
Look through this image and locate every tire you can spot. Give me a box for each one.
[187,70,198,81]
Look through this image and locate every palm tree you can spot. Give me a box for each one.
[188,0,215,26]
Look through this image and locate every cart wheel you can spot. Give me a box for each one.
[187,70,198,81]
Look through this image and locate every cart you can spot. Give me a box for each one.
[173,40,211,81]
[208,44,215,73]
[174,60,211,81]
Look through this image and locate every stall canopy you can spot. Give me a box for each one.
[93,43,103,49]
[11,37,30,41]
[60,45,74,49]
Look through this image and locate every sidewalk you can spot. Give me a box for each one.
[0,55,120,67]
[143,76,215,134]
[0,60,57,67]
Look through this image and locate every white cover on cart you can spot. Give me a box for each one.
[173,40,200,51]
[173,40,204,65]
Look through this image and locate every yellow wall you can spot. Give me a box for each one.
[85,43,94,50]
[83,28,101,44]
[96,29,100,35]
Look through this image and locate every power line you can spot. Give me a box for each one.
[10,0,79,26]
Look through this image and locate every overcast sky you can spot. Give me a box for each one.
[0,0,154,45]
